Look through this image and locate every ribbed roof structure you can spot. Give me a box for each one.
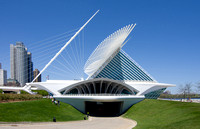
[84,24,156,82]
[84,24,136,77]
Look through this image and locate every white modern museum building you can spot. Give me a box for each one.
[1,11,175,116]
[29,24,174,116]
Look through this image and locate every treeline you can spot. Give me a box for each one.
[0,94,42,102]
[159,94,200,99]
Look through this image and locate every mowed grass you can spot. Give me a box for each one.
[0,99,85,122]
[123,99,200,129]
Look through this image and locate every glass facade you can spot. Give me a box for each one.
[94,51,154,81]
[145,88,166,99]
[10,42,33,86]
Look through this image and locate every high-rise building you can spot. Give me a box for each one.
[10,44,15,79]
[33,69,41,82]
[27,52,33,82]
[0,63,7,86]
[10,42,33,86]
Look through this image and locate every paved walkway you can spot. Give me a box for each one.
[0,117,136,129]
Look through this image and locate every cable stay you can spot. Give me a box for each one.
[0,10,99,92]
[32,10,99,83]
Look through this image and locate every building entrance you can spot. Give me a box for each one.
[85,101,123,116]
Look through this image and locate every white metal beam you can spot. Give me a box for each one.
[31,10,99,83]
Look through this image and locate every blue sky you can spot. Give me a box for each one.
[0,0,200,94]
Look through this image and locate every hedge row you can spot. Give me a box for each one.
[160,94,200,99]
[32,90,49,96]
[0,94,42,102]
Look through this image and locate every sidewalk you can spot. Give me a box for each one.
[0,117,137,129]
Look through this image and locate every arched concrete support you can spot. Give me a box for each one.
[62,78,138,95]
[54,95,144,116]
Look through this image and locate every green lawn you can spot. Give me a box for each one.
[123,99,200,129]
[0,99,85,122]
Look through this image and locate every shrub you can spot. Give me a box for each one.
[32,90,49,96]
[0,94,42,102]
[20,90,29,94]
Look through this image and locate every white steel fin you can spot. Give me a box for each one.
[31,10,99,83]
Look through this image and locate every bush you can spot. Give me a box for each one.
[159,93,200,99]
[0,94,42,102]
[20,90,29,94]
[32,90,49,96]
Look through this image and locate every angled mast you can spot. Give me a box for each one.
[31,10,99,83]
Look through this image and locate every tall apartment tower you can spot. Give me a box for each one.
[10,42,33,86]
[27,52,33,82]
[0,63,7,86]
[33,69,41,82]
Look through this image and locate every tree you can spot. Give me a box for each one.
[196,82,200,93]
[179,83,193,98]
[185,83,192,94]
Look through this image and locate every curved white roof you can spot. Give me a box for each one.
[84,24,136,77]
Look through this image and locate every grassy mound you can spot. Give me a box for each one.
[123,99,200,129]
[0,99,85,122]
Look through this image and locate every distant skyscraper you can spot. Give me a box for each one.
[27,52,33,82]
[10,42,33,86]
[33,69,41,82]
[0,63,7,86]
